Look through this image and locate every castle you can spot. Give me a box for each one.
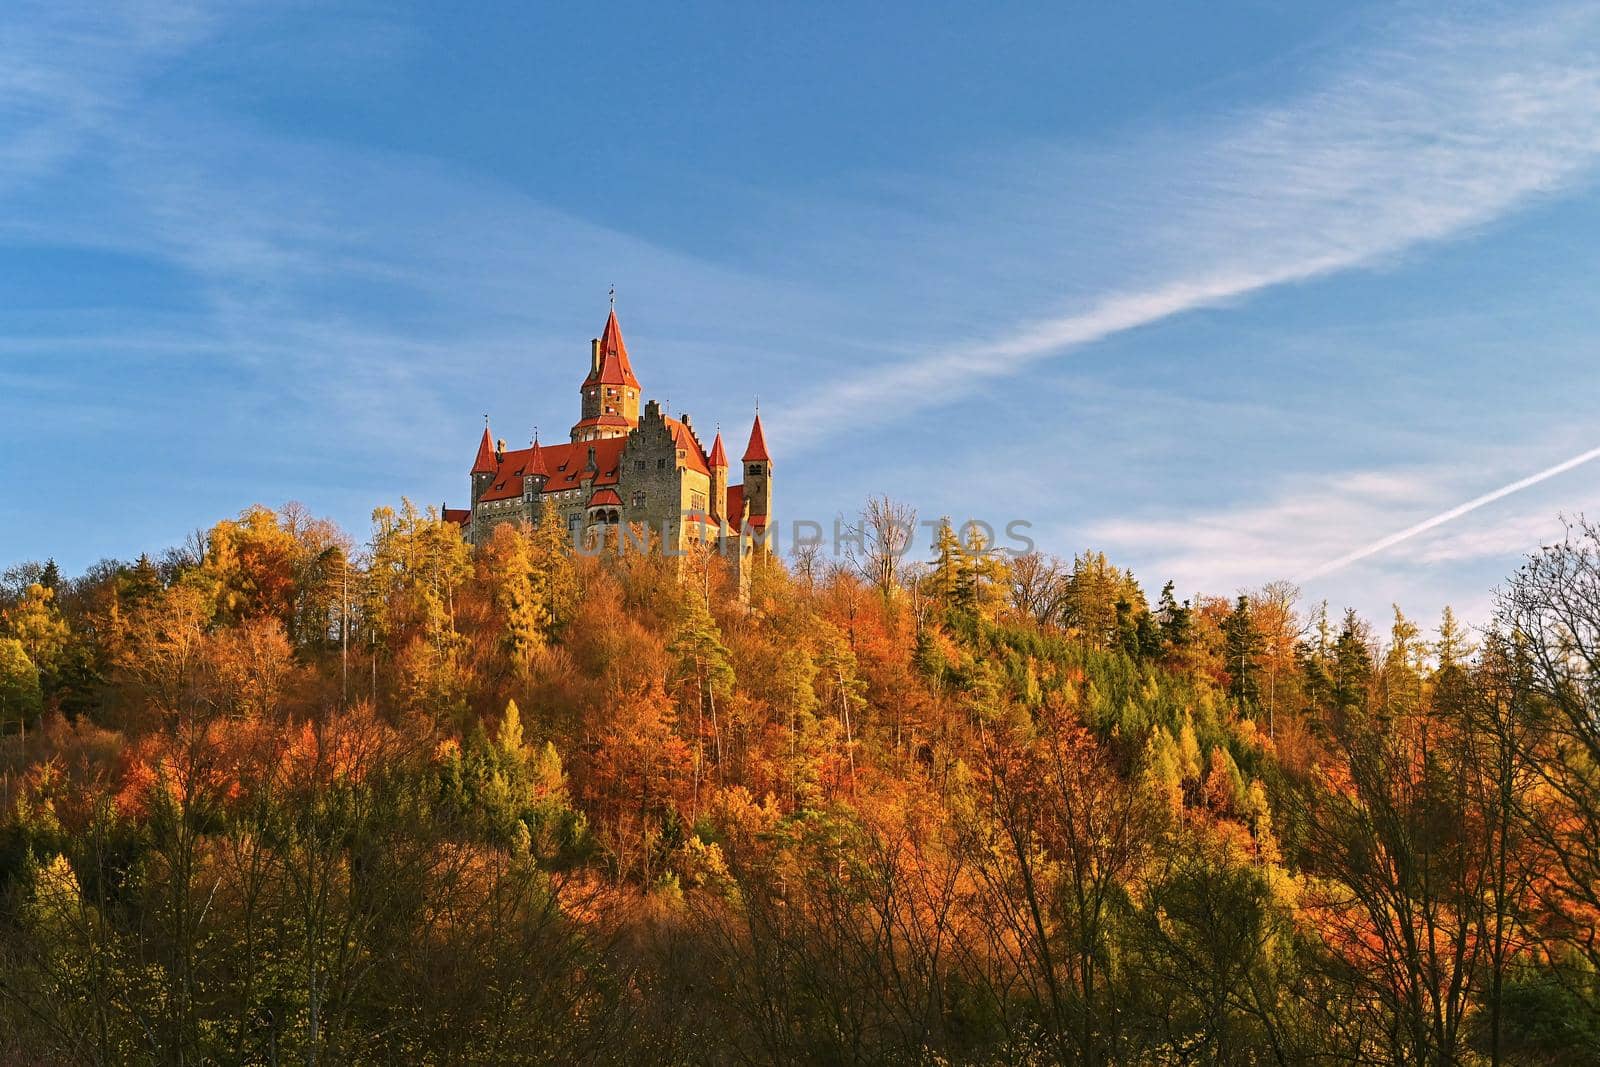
[444,308,772,567]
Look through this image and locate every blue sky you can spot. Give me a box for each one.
[4,1,1600,626]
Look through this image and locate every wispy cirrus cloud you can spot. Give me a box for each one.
[1299,444,1600,580]
[0,0,219,191]
[775,2,1600,449]
[0,4,837,520]
[1086,441,1600,622]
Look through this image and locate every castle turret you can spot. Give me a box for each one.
[708,430,729,528]
[522,438,550,503]
[471,425,496,506]
[740,413,772,530]
[572,309,642,442]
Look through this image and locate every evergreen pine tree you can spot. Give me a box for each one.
[1331,608,1372,714]
[1221,594,1264,713]
[1156,580,1193,654]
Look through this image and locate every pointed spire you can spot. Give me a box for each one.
[527,436,549,477]
[708,431,728,468]
[742,413,771,463]
[585,307,641,388]
[472,425,496,474]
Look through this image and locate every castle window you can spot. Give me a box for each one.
[635,459,645,471]
[657,458,667,470]
[632,492,646,508]
[690,492,706,512]
[747,464,760,476]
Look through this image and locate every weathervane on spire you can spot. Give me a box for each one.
[531,424,539,446]
[609,285,615,310]
[754,395,760,415]
[484,414,490,428]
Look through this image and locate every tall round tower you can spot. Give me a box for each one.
[571,309,642,442]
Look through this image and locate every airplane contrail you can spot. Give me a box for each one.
[1299,444,1600,581]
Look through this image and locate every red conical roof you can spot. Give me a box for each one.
[527,438,549,477]
[472,426,496,474]
[708,431,727,468]
[585,309,641,389]
[742,413,771,463]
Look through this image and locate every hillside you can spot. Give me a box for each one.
[1,499,1597,1064]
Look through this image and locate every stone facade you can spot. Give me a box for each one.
[448,309,772,574]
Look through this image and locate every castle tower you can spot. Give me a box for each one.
[571,309,642,443]
[740,413,772,530]
[470,425,495,506]
[522,438,550,506]
[708,430,729,529]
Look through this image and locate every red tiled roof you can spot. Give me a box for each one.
[742,414,770,463]
[584,309,641,389]
[570,413,633,433]
[708,431,727,468]
[477,436,628,503]
[588,487,622,507]
[443,507,472,527]
[471,427,495,474]
[664,416,710,475]
[526,440,549,477]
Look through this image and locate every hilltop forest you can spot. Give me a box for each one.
[1,498,1598,1065]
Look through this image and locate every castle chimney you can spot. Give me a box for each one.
[495,438,506,462]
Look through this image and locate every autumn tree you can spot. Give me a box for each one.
[1009,550,1068,628]
[366,500,472,718]
[1493,520,1600,1027]
[0,638,42,734]
[843,495,917,602]
[964,694,1157,1064]
[668,585,735,807]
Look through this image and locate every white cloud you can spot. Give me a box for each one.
[1086,447,1600,618]
[0,1,219,191]
[775,2,1600,449]
[1299,444,1600,579]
